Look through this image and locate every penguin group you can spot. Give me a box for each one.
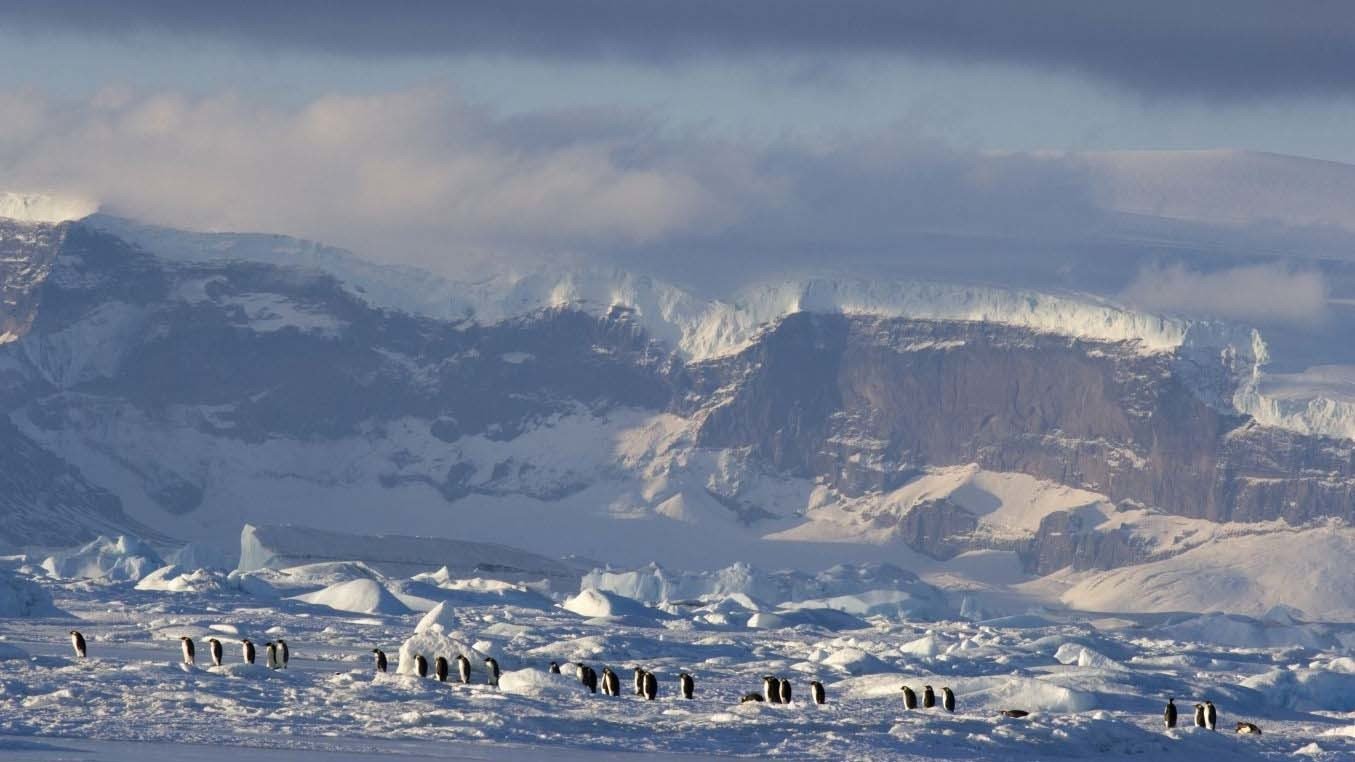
[51,629,1271,744]
[900,684,954,713]
[743,675,825,705]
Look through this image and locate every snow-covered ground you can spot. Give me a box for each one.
[5,544,1355,761]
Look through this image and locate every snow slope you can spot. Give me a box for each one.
[1054,522,1355,621]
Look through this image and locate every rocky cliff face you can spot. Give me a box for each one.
[0,216,1351,566]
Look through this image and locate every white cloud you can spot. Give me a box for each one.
[1120,263,1328,325]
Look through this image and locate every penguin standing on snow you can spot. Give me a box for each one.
[276,639,289,669]
[1163,698,1177,729]
[602,666,620,696]
[241,639,256,665]
[456,654,471,684]
[679,672,695,700]
[180,636,196,666]
[579,664,598,694]
[633,667,646,696]
[549,661,561,674]
[1205,700,1217,731]
[265,641,280,670]
[372,648,387,673]
[70,630,87,659]
[942,687,955,713]
[778,678,792,704]
[764,676,782,704]
[810,680,826,705]
[207,638,223,667]
[923,685,936,708]
[435,656,449,682]
[642,670,657,701]
[414,654,428,678]
[1193,703,1206,728]
[902,686,918,710]
[485,657,501,687]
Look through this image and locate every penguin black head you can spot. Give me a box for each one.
[242,638,252,644]
[69,630,80,635]
[372,648,383,654]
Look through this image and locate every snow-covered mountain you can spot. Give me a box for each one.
[2,210,1355,587]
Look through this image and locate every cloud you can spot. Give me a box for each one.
[1120,263,1328,326]
[0,87,1110,275]
[4,2,1355,99]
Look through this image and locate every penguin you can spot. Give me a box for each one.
[180,636,196,666]
[415,654,428,678]
[633,667,646,696]
[372,648,387,673]
[778,678,792,704]
[942,687,955,713]
[679,672,694,700]
[580,664,598,694]
[1163,697,1177,729]
[549,661,561,674]
[69,630,86,659]
[276,639,289,669]
[764,675,782,705]
[740,692,764,703]
[207,638,223,667]
[456,654,471,684]
[265,641,280,670]
[923,685,935,709]
[1001,709,1030,719]
[810,680,825,705]
[1235,721,1261,735]
[435,656,449,682]
[602,666,620,696]
[902,685,918,710]
[1205,700,1217,731]
[241,639,256,665]
[642,670,657,701]
[1193,703,1206,728]
[485,657,501,687]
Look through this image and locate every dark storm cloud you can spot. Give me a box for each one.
[3,1,1355,99]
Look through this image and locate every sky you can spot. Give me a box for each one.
[2,1,1355,333]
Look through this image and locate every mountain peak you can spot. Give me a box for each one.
[0,192,98,224]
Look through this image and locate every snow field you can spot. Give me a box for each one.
[4,561,1355,760]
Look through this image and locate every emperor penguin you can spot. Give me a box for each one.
[1163,698,1177,729]
[435,656,449,682]
[265,641,280,670]
[207,638,223,667]
[679,672,695,699]
[414,654,428,678]
[810,680,826,705]
[1193,703,1206,728]
[763,675,782,704]
[902,685,918,710]
[778,678,792,704]
[1001,709,1030,718]
[602,666,620,696]
[580,664,598,694]
[923,685,935,708]
[740,692,764,703]
[1204,700,1217,731]
[633,667,646,696]
[642,669,657,701]
[241,639,256,665]
[549,661,561,674]
[1235,721,1261,735]
[276,639,289,669]
[69,630,87,659]
[180,636,196,665]
[456,654,471,684]
[485,657,501,687]
[372,648,387,673]
[942,687,956,713]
